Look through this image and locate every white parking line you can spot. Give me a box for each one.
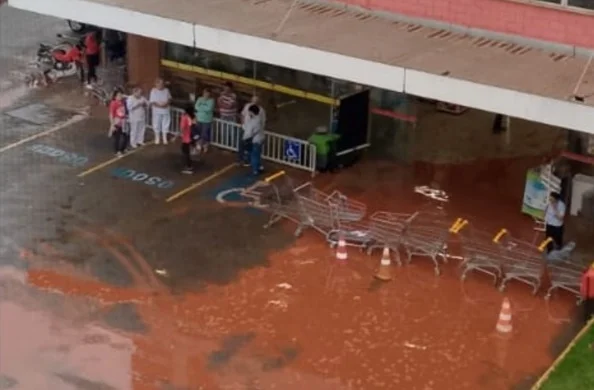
[0,114,87,154]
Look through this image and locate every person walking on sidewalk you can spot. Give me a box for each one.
[149,78,172,145]
[544,192,566,253]
[126,87,148,148]
[179,106,196,174]
[194,88,215,153]
[108,89,128,156]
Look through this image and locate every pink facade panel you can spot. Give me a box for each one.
[340,0,594,48]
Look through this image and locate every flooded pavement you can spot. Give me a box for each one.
[0,7,582,389]
[0,99,581,389]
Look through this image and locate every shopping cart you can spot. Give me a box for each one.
[497,236,551,295]
[544,242,585,304]
[401,211,455,275]
[457,227,509,285]
[241,171,306,234]
[366,211,419,264]
[296,185,372,248]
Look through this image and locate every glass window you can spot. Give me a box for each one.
[161,42,255,78]
[370,88,409,113]
[255,61,331,96]
[568,0,594,10]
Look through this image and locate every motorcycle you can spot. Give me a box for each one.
[26,40,79,87]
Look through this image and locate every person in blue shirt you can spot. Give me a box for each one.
[194,88,215,153]
[544,192,566,253]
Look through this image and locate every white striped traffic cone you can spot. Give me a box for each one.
[336,233,347,262]
[496,297,513,334]
[375,246,392,281]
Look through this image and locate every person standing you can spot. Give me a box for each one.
[126,88,148,148]
[308,126,340,173]
[242,105,264,176]
[544,192,566,253]
[218,82,238,122]
[149,78,172,145]
[194,88,215,153]
[83,30,100,88]
[179,106,196,174]
[239,95,265,166]
[108,90,128,156]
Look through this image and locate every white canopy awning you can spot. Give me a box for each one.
[9,0,594,134]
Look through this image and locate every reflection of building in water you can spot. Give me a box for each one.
[0,301,134,390]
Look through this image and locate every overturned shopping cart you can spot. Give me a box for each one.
[242,171,371,247]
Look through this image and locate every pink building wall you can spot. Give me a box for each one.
[339,0,594,48]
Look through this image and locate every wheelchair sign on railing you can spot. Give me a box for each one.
[284,140,301,161]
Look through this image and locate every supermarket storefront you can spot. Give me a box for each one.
[9,0,594,148]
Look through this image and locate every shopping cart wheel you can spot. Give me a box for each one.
[460,273,467,281]
[434,268,441,276]
[329,242,337,249]
[498,284,506,292]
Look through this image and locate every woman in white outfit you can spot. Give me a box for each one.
[149,78,172,144]
[126,88,147,148]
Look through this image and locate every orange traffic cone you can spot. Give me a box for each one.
[496,297,513,334]
[375,246,392,281]
[336,233,347,262]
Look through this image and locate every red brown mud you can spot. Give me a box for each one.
[1,156,579,389]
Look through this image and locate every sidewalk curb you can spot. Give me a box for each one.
[531,317,594,390]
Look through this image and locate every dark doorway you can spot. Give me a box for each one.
[336,89,370,154]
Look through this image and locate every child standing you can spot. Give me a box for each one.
[180,106,196,174]
[108,90,128,156]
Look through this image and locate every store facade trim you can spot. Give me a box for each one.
[9,0,594,135]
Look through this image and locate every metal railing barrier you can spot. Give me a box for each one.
[159,107,317,176]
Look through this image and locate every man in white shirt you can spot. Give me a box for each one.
[241,104,265,175]
[126,87,147,148]
[544,192,566,253]
[149,78,172,145]
[239,95,266,166]
[241,95,266,127]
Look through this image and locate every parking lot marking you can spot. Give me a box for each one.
[0,114,87,154]
[77,142,153,178]
[166,163,238,203]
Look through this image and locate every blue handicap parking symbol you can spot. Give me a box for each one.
[284,140,301,161]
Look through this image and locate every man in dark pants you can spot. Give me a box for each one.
[544,192,566,253]
[581,264,594,323]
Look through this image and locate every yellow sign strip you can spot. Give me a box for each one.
[161,59,338,106]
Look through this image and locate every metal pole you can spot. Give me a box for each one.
[253,61,257,95]
[329,79,335,132]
